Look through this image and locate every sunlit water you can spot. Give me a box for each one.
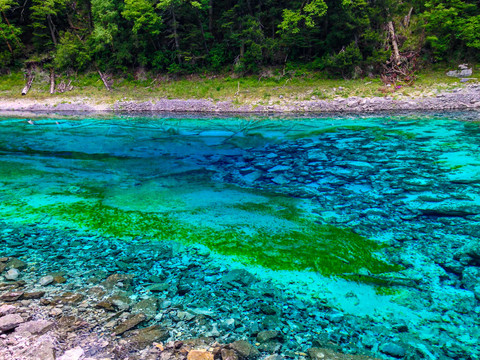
[1,113,480,359]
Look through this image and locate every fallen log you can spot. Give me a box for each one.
[50,68,55,94]
[57,80,73,93]
[22,71,34,96]
[98,69,111,91]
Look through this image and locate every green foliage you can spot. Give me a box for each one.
[279,0,328,34]
[423,0,480,60]
[30,0,67,49]
[322,42,363,78]
[122,0,161,35]
[90,0,121,57]
[0,0,478,74]
[0,0,15,11]
[54,31,91,70]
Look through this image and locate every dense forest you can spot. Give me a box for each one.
[0,0,479,79]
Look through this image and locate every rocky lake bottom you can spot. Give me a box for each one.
[1,112,480,360]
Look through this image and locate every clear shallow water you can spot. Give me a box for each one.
[1,113,480,359]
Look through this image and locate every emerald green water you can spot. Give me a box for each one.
[1,113,480,359]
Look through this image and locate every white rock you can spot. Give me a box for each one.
[57,347,85,360]
[39,275,54,286]
[4,268,20,281]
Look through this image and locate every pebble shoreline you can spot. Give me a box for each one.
[0,83,480,114]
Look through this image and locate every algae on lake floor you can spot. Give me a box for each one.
[18,190,401,279]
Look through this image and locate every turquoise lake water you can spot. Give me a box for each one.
[1,113,480,359]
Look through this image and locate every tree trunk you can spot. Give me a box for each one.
[50,68,55,94]
[208,0,213,33]
[2,11,21,47]
[22,70,34,96]
[86,0,94,30]
[196,9,208,52]
[0,29,13,53]
[388,21,400,65]
[172,8,182,64]
[47,14,57,45]
[404,7,413,28]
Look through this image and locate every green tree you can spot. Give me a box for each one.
[54,31,91,70]
[0,0,22,64]
[30,0,68,49]
[279,0,327,34]
[423,0,480,60]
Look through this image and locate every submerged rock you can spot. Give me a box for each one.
[379,342,406,358]
[222,269,256,287]
[307,347,378,359]
[4,268,20,281]
[5,258,27,271]
[221,348,239,360]
[113,313,146,335]
[39,275,54,286]
[230,340,260,360]
[132,298,158,320]
[0,291,23,302]
[102,273,135,290]
[22,291,46,300]
[256,330,280,343]
[415,201,480,216]
[126,325,169,348]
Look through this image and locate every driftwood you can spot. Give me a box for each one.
[50,68,55,94]
[97,69,111,91]
[56,80,73,93]
[22,70,34,95]
[382,9,419,86]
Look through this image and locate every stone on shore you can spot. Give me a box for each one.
[0,304,16,316]
[23,337,56,360]
[57,347,85,360]
[187,349,215,360]
[0,314,24,332]
[15,320,54,335]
